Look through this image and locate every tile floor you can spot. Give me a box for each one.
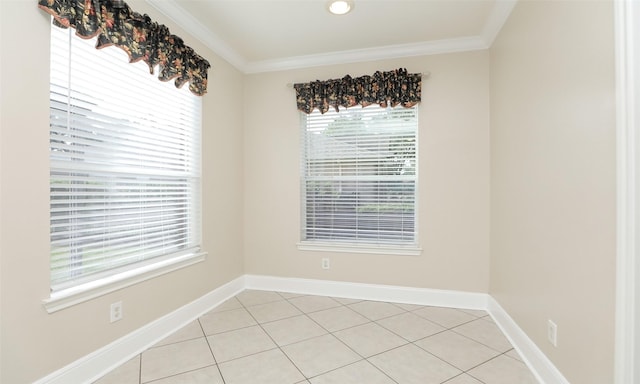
[94,290,539,384]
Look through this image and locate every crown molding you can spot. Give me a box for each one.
[482,0,518,46]
[147,0,518,74]
[145,0,248,70]
[242,36,488,74]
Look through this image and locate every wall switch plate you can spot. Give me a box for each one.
[322,258,330,270]
[110,301,123,323]
[547,319,558,347]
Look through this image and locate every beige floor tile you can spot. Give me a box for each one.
[307,306,370,332]
[150,365,224,384]
[376,311,446,341]
[262,314,328,346]
[394,302,425,311]
[199,308,257,335]
[218,349,305,384]
[348,300,406,321]
[443,373,485,384]
[468,355,539,384]
[453,319,514,352]
[481,315,496,323]
[416,330,501,371]
[93,355,140,384]
[246,300,302,323]
[288,295,342,313]
[207,325,276,363]
[279,291,307,299]
[140,338,215,383]
[333,322,407,358]
[369,344,462,384]
[505,348,525,362]
[413,306,478,328]
[282,334,361,378]
[153,320,204,347]
[208,297,243,313]
[93,290,540,384]
[235,290,284,307]
[331,297,363,305]
[309,360,395,384]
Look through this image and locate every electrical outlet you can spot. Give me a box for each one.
[110,301,123,323]
[547,319,557,347]
[322,258,330,270]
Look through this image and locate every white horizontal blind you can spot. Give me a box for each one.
[49,26,202,291]
[301,105,418,245]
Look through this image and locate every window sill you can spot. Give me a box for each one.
[297,241,422,256]
[43,252,207,314]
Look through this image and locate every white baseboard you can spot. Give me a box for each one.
[247,275,568,384]
[34,274,568,384]
[244,274,489,310]
[33,276,245,384]
[487,296,570,384]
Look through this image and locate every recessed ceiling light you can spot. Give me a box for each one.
[328,0,353,15]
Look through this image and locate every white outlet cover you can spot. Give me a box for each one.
[110,301,123,323]
[547,319,557,347]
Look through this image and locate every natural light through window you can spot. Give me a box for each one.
[299,105,420,255]
[48,25,203,300]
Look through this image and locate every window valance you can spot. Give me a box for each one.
[38,0,211,96]
[293,68,421,114]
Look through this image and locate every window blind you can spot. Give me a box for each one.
[301,105,418,245]
[49,26,202,291]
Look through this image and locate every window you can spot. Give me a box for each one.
[48,25,203,295]
[300,105,419,254]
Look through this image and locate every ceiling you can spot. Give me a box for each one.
[146,0,517,74]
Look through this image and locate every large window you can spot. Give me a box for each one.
[48,25,202,293]
[300,105,418,251]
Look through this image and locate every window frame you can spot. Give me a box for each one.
[297,105,422,256]
[44,26,206,312]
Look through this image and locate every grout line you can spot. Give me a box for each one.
[298,298,402,383]
[273,292,402,382]
[138,353,142,384]
[448,318,514,354]
[97,289,534,384]
[441,372,489,384]
[143,363,219,384]
[239,292,309,381]
[198,319,227,384]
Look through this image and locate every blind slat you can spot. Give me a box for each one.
[301,105,418,245]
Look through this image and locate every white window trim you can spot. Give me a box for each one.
[45,25,204,306]
[300,105,419,249]
[297,241,422,256]
[43,251,206,313]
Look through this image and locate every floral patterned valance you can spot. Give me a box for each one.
[293,68,421,114]
[38,0,210,96]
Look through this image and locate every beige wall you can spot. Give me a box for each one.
[0,1,245,382]
[0,0,621,382]
[490,1,616,383]
[243,53,491,292]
